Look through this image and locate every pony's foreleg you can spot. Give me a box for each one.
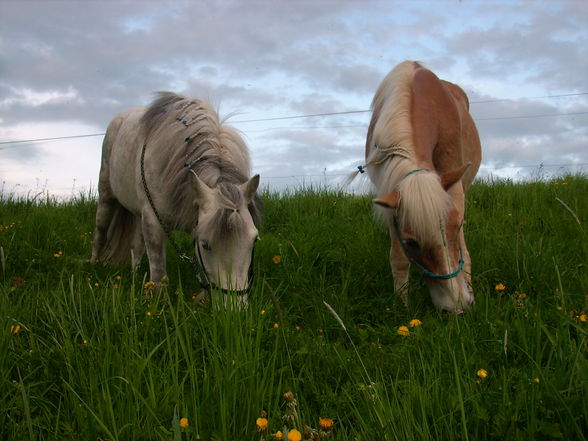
[141,208,167,282]
[90,199,118,262]
[460,229,473,289]
[389,228,410,307]
[130,224,145,270]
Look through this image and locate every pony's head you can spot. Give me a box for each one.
[374,165,474,313]
[190,171,260,302]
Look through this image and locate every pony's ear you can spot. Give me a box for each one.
[189,170,215,206]
[441,162,471,190]
[240,174,260,202]
[373,192,401,209]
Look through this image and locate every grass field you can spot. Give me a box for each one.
[1,176,587,440]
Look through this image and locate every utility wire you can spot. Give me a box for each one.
[0,133,105,146]
[2,109,587,148]
[1,91,587,148]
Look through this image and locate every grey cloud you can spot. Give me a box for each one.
[0,0,586,195]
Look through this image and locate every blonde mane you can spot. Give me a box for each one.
[368,61,450,244]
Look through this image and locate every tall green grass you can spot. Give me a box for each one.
[1,176,586,440]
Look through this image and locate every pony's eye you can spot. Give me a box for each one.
[404,239,420,250]
[201,240,211,251]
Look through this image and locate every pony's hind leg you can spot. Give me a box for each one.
[90,197,118,262]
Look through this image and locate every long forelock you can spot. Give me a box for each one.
[198,182,248,246]
[397,172,451,245]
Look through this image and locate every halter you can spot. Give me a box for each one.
[391,169,464,280]
[195,238,255,296]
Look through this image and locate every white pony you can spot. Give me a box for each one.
[91,92,262,303]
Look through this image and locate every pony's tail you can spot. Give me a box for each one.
[102,206,141,266]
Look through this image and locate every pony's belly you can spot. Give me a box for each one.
[109,145,142,213]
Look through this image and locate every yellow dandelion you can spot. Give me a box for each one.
[274,431,283,440]
[115,275,122,280]
[9,324,21,334]
[94,282,100,287]
[295,325,301,331]
[319,417,335,430]
[179,417,189,428]
[283,391,294,401]
[82,339,89,345]
[579,313,587,322]
[272,255,282,264]
[476,369,488,379]
[515,292,527,299]
[256,417,268,431]
[273,323,279,329]
[287,429,301,441]
[533,377,540,384]
[260,309,266,315]
[556,306,564,311]
[146,311,152,317]
[397,325,410,336]
[495,283,506,292]
[409,319,422,327]
[144,281,155,288]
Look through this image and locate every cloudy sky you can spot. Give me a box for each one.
[1,0,587,198]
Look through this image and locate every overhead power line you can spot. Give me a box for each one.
[2,110,587,148]
[0,133,105,146]
[1,91,587,148]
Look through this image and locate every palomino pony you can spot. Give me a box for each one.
[362,61,481,312]
[91,92,262,303]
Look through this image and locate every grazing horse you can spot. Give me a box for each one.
[363,61,481,312]
[91,92,262,302]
